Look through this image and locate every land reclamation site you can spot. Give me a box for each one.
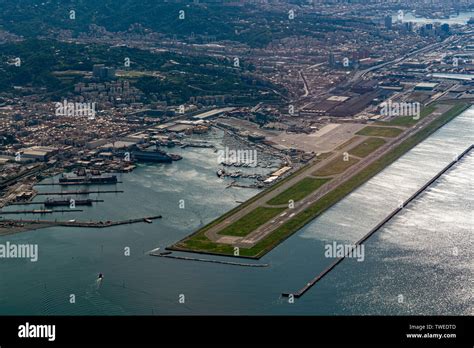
[169,102,470,259]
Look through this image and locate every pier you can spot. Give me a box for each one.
[282,144,473,299]
[0,209,83,215]
[8,199,104,206]
[36,190,124,195]
[0,215,162,232]
[56,215,162,228]
[36,182,122,186]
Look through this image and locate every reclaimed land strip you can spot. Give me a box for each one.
[0,215,162,236]
[149,251,269,267]
[282,144,474,299]
[166,154,332,252]
[168,103,470,259]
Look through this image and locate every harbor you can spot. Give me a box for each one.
[0,106,471,315]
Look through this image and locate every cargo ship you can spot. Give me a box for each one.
[58,173,118,185]
[44,198,94,207]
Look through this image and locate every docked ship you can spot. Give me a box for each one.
[58,173,118,185]
[131,146,182,163]
[44,198,94,207]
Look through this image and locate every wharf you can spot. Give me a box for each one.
[0,209,83,215]
[36,182,122,186]
[36,190,124,195]
[8,199,104,206]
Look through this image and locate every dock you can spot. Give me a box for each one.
[149,250,269,267]
[0,209,83,215]
[36,190,124,195]
[0,215,162,229]
[57,215,162,228]
[36,182,123,186]
[8,199,104,206]
[282,144,473,299]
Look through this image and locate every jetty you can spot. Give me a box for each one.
[0,209,83,215]
[0,215,162,235]
[36,181,122,186]
[282,144,473,299]
[36,190,124,195]
[8,199,104,206]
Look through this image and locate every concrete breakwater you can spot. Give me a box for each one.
[149,249,269,267]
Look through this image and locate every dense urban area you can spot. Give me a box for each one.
[0,0,473,256]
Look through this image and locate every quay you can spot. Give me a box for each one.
[36,181,122,186]
[36,190,124,195]
[282,144,473,299]
[8,199,104,206]
[0,215,162,232]
[57,215,162,227]
[0,209,83,215]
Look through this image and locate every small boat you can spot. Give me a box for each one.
[144,218,153,224]
[98,273,103,280]
[159,251,172,256]
[169,153,182,161]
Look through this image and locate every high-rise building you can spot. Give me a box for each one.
[92,64,116,80]
[328,52,335,67]
[384,15,392,30]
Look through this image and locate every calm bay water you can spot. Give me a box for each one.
[0,108,472,315]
